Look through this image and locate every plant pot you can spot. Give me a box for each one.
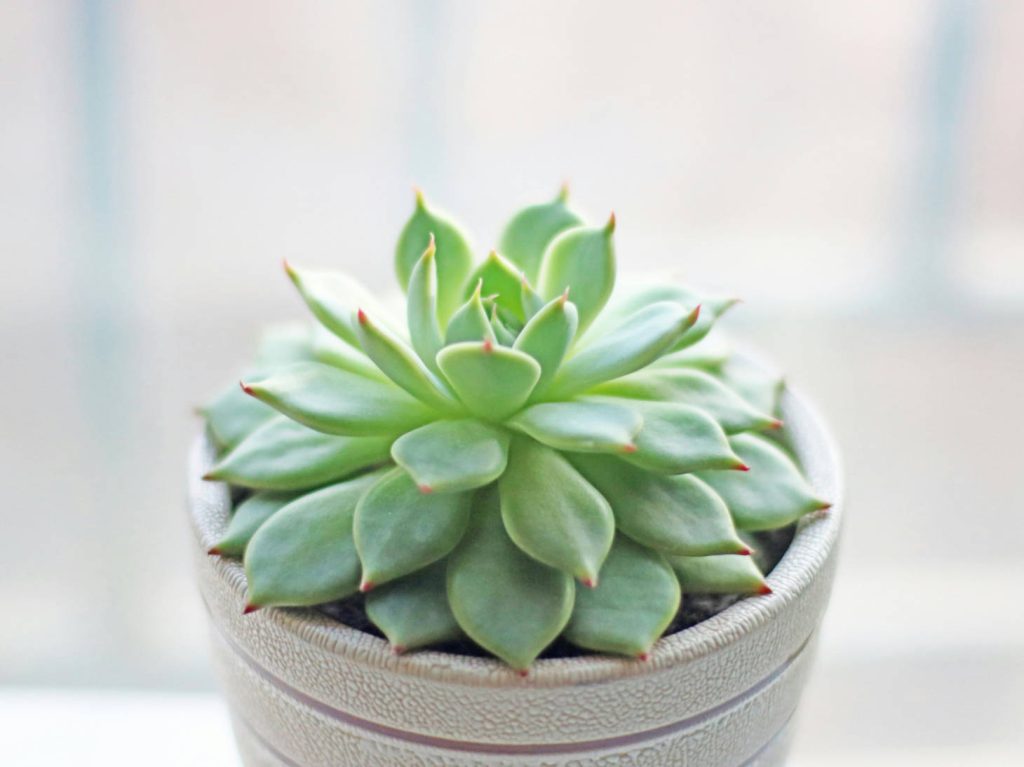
[188,384,842,767]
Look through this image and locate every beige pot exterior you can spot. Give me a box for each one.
[189,387,842,767]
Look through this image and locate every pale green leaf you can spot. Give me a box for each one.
[667,552,769,595]
[203,374,275,450]
[213,492,297,558]
[717,356,785,417]
[405,237,445,374]
[391,419,510,494]
[436,342,540,420]
[365,561,462,651]
[537,219,616,335]
[354,468,472,588]
[512,293,578,394]
[571,454,746,556]
[565,536,681,657]
[205,416,392,491]
[499,438,614,583]
[488,303,518,345]
[507,399,641,454]
[466,250,525,320]
[520,277,546,319]
[310,324,387,381]
[699,434,829,531]
[498,188,584,283]
[445,281,496,346]
[285,262,397,346]
[447,487,574,671]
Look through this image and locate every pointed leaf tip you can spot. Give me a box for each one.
[481,339,494,353]
[637,651,650,662]
[239,381,254,396]
[557,181,570,202]
[818,501,833,511]
[621,443,638,454]
[391,644,406,656]
[282,258,295,277]
[207,546,222,556]
[356,308,368,325]
[580,577,597,589]
[735,463,751,472]
[517,668,530,678]
[606,212,616,233]
[418,484,433,495]
[758,584,773,595]
[737,546,753,556]
[769,419,784,430]
[242,603,261,615]
[360,580,375,593]
[413,186,425,207]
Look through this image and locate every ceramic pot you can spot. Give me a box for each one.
[189,385,842,766]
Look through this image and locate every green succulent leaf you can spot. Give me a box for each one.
[447,487,574,671]
[499,438,614,584]
[395,191,474,323]
[212,492,297,558]
[488,303,519,346]
[512,293,579,394]
[244,472,382,608]
[365,561,462,651]
[405,237,445,374]
[699,434,828,531]
[672,295,738,352]
[508,399,641,455]
[391,419,510,494]
[436,342,541,420]
[613,400,745,474]
[550,301,700,397]
[520,277,547,320]
[593,367,778,433]
[285,262,396,347]
[537,218,616,335]
[354,310,457,411]
[203,374,275,450]
[564,536,681,657]
[717,356,785,417]
[354,468,472,589]
[667,552,769,595]
[498,187,584,283]
[254,323,315,367]
[467,250,526,320]
[572,454,746,556]
[310,324,388,381]
[444,281,496,346]
[205,416,392,491]
[243,362,434,437]
[651,337,732,373]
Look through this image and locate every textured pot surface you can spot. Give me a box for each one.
[189,386,842,767]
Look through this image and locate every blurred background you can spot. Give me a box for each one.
[2,1,1022,764]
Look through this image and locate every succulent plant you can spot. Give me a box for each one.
[202,188,829,671]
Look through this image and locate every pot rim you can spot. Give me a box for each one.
[190,380,842,688]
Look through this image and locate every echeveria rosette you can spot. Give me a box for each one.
[201,188,830,671]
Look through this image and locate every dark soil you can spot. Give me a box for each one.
[317,524,795,661]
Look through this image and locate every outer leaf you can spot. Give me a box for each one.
[391,419,510,494]
[244,472,381,608]
[212,492,297,558]
[365,561,462,651]
[310,324,387,381]
[564,536,681,657]
[537,218,616,335]
[354,469,472,589]
[667,553,769,595]
[593,368,778,434]
[445,281,496,345]
[717,356,785,417]
[285,262,395,346]
[203,374,275,450]
[512,293,578,394]
[499,438,614,584]
[651,336,732,373]
[498,188,584,283]
[405,237,445,374]
[466,250,525,320]
[395,191,474,323]
[447,487,574,670]
[571,454,746,556]
[699,434,829,531]
[254,322,314,367]
[436,342,541,420]
[508,399,641,454]
[589,282,732,341]
[355,309,457,411]
[612,400,745,474]
[243,362,434,437]
[205,416,392,491]
[549,302,699,397]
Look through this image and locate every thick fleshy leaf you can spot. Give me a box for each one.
[549,302,700,397]
[244,472,382,608]
[243,362,434,436]
[395,191,474,323]
[672,295,738,351]
[436,342,540,420]
[611,400,745,474]
[445,281,496,346]
[565,536,681,657]
[354,469,472,589]
[488,304,518,346]
[498,188,584,283]
[589,282,732,339]
[499,438,614,583]
[466,250,525,320]
[651,336,732,373]
[254,322,314,367]
[285,262,396,346]
[520,277,546,319]
[508,399,641,454]
[537,218,616,335]
[667,552,769,595]
[365,561,462,651]
[699,434,828,531]
[405,237,445,374]
[212,492,297,558]
[717,356,785,417]
[512,293,578,394]
[355,309,457,411]
[310,324,387,381]
[593,368,778,433]
[391,419,510,494]
[447,487,574,670]
[203,374,275,450]
[571,454,746,556]
[205,416,392,491]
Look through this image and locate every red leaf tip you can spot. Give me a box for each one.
[357,308,368,325]
[282,258,295,277]
[637,651,650,662]
[769,419,784,430]
[517,669,530,678]
[558,287,571,306]
[580,577,597,589]
[418,484,434,495]
[481,339,494,353]
[207,546,222,556]
[239,381,254,396]
[242,603,261,615]
[621,443,638,454]
[757,584,773,595]
[735,462,750,472]
[689,304,702,325]
[391,644,406,656]
[359,580,375,594]
[737,546,753,556]
[818,501,833,511]
[605,211,617,233]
